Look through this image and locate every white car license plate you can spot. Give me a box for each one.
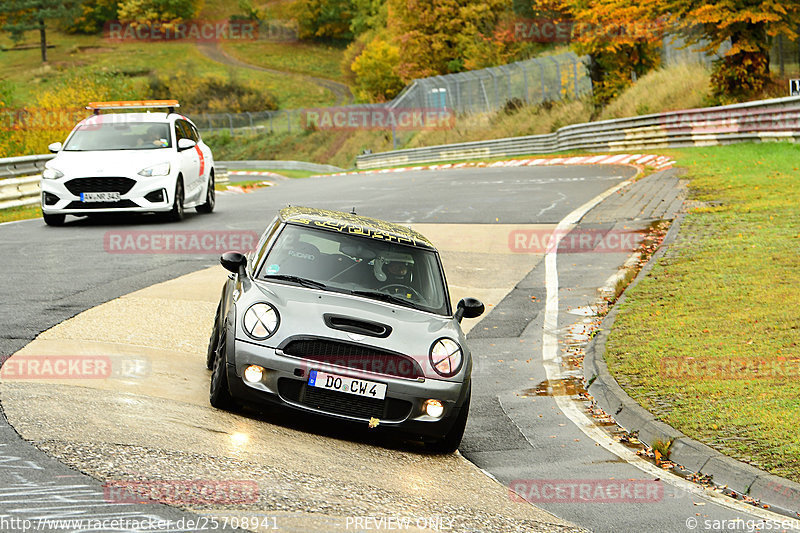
[81,192,120,202]
[308,370,387,400]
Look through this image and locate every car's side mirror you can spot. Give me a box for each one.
[48,142,62,153]
[455,297,484,322]
[220,251,247,274]
[177,138,196,151]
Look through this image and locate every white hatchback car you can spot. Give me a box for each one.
[41,100,215,225]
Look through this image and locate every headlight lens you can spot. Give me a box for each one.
[242,303,279,340]
[42,168,64,179]
[429,338,463,377]
[137,162,170,177]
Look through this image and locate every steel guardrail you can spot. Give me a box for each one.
[356,95,800,169]
[0,154,55,210]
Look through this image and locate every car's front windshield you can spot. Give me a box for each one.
[63,121,171,151]
[257,224,450,315]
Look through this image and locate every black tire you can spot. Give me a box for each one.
[206,304,221,370]
[168,178,185,222]
[209,330,235,409]
[425,388,471,454]
[196,172,215,214]
[43,213,65,226]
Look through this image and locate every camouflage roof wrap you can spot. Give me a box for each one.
[279,206,435,250]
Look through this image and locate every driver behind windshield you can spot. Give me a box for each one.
[374,252,415,286]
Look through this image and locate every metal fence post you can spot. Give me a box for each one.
[287,110,291,134]
[572,57,579,98]
[549,57,562,100]
[489,70,499,110]
[227,114,233,135]
[522,63,529,102]
[536,59,546,102]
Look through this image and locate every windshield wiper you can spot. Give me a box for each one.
[261,275,327,289]
[349,290,420,310]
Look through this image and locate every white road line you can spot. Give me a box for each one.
[0,218,37,227]
[541,182,800,526]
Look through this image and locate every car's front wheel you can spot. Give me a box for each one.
[206,303,221,370]
[42,213,65,226]
[167,178,185,222]
[209,329,236,410]
[425,388,470,454]
[196,171,215,214]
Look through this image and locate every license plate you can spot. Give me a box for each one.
[81,192,120,202]
[308,370,387,400]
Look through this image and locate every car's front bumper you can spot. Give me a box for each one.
[41,174,177,215]
[227,338,470,440]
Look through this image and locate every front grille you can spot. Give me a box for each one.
[66,200,138,209]
[278,378,412,421]
[65,177,136,195]
[281,338,424,379]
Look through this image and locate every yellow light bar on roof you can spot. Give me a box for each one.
[86,100,180,111]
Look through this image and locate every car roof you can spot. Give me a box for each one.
[77,112,192,127]
[279,206,436,251]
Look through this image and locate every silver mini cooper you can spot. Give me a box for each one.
[206,206,484,452]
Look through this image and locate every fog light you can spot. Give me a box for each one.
[424,399,444,418]
[243,365,264,383]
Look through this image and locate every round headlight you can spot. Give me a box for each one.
[242,303,279,340]
[429,338,463,377]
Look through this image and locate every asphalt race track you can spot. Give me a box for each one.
[0,165,789,533]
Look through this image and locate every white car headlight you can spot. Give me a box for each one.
[242,303,280,340]
[42,168,64,180]
[429,338,463,377]
[137,162,171,177]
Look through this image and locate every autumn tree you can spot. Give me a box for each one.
[0,0,81,62]
[653,0,800,102]
[295,0,355,41]
[117,0,199,26]
[67,0,119,34]
[530,0,664,105]
[350,37,404,100]
[387,0,512,82]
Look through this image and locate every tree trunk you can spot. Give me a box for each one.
[39,18,47,63]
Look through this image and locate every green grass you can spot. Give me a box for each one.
[605,142,800,482]
[254,168,318,178]
[222,41,347,82]
[0,30,337,110]
[0,203,41,223]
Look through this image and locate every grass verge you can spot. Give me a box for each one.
[604,142,800,482]
[0,203,41,224]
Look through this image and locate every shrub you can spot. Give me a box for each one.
[147,73,278,113]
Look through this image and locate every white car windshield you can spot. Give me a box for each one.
[258,224,450,315]
[63,122,172,151]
